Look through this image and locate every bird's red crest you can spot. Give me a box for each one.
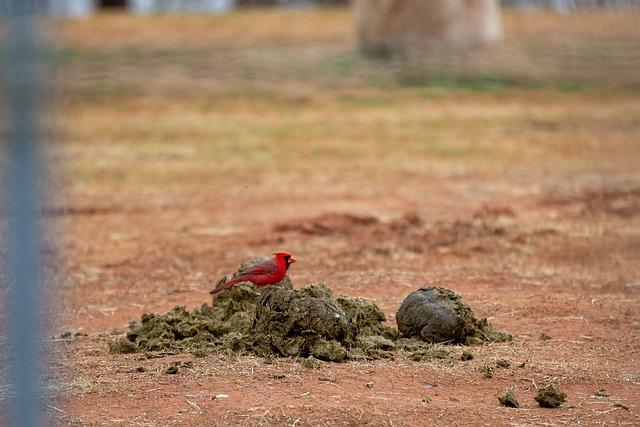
[274,252,296,265]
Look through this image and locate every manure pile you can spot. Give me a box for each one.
[111,277,511,362]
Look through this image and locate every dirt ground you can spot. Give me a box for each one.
[23,8,640,426]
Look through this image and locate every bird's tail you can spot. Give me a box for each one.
[209,276,246,295]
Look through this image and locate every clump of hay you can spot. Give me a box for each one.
[111,282,459,361]
[395,286,512,344]
[110,262,511,362]
[498,389,520,408]
[535,384,567,408]
[250,284,357,362]
[110,282,412,361]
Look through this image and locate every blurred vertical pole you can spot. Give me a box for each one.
[1,0,46,426]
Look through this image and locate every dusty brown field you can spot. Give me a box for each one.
[39,8,640,426]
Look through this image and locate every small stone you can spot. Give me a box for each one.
[165,364,179,375]
[538,332,552,341]
[595,389,609,397]
[136,366,145,373]
[365,381,374,388]
[535,384,566,408]
[481,364,494,379]
[498,389,519,408]
[613,402,629,410]
[496,359,511,368]
[273,373,286,380]
[460,351,474,361]
[212,394,229,400]
[421,397,432,404]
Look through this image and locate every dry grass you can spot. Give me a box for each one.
[52,7,640,92]
[56,8,353,49]
[55,88,640,201]
[49,9,640,203]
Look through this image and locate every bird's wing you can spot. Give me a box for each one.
[214,257,271,288]
[236,257,270,274]
[244,260,278,276]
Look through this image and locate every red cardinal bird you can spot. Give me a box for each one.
[209,252,296,295]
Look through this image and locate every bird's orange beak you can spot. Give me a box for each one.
[289,256,296,264]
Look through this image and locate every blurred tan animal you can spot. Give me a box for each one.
[352,0,502,54]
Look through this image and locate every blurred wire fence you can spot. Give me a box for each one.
[1,1,49,426]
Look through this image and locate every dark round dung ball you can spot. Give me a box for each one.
[396,286,475,343]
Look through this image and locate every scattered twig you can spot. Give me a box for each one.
[542,316,588,324]
[524,378,539,390]
[186,399,201,412]
[47,405,64,414]
[588,407,621,417]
